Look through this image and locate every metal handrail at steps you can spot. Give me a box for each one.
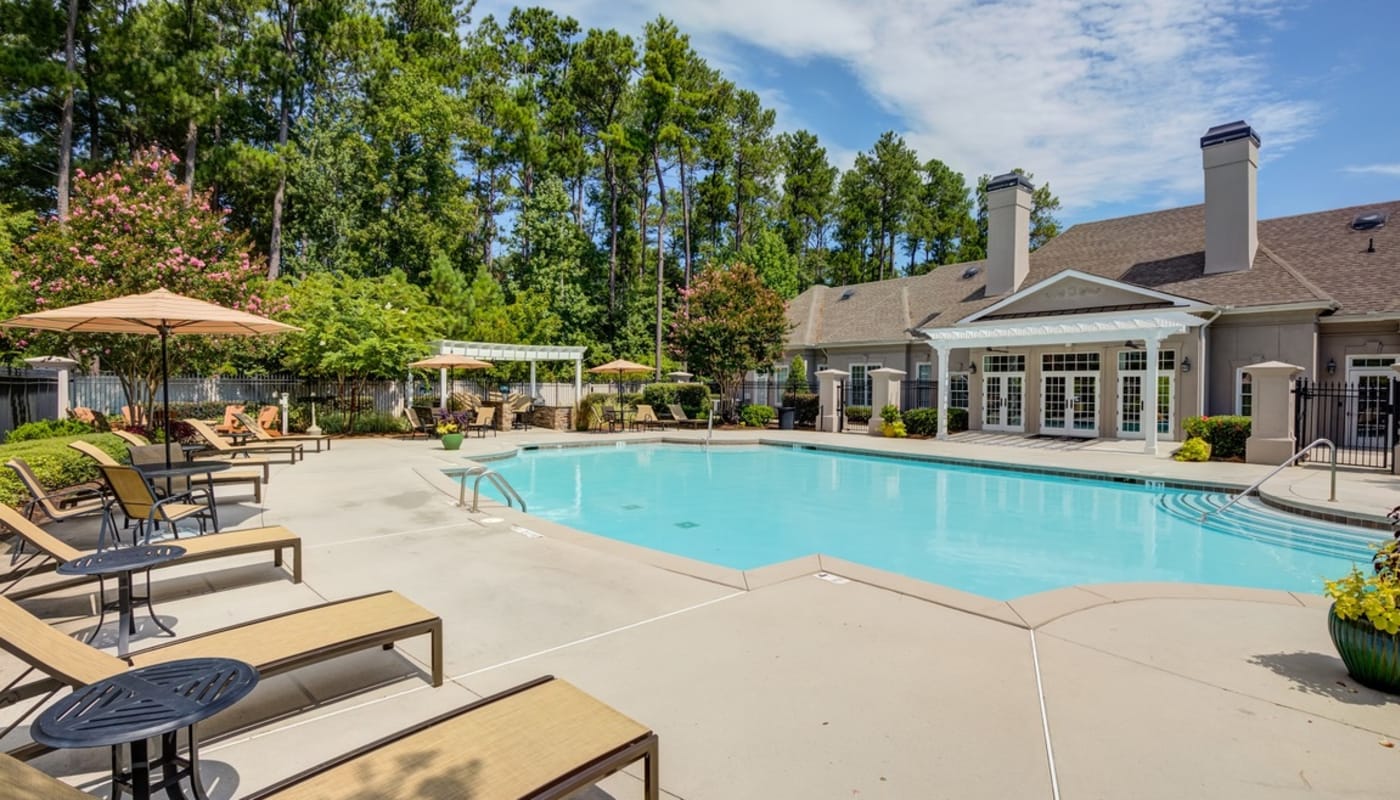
[455,465,527,513]
[1201,438,1336,521]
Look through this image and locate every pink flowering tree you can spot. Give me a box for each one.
[6,149,277,422]
[669,262,791,419]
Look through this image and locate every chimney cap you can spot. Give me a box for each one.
[1200,120,1260,149]
[987,172,1034,193]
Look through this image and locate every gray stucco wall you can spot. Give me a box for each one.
[1205,310,1318,415]
[1317,320,1400,380]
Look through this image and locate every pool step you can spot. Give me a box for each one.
[1156,492,1386,563]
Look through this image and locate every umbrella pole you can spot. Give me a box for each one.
[160,326,173,469]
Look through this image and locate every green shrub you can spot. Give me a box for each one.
[314,411,409,435]
[880,404,902,425]
[575,396,597,431]
[1173,436,1212,462]
[785,356,808,393]
[783,392,819,426]
[901,407,970,436]
[641,383,710,418]
[1182,415,1250,459]
[0,433,129,508]
[7,418,96,443]
[844,405,872,424]
[740,404,776,428]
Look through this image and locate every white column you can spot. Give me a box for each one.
[936,345,951,440]
[1144,337,1160,454]
[529,361,537,399]
[439,367,448,411]
[574,359,582,405]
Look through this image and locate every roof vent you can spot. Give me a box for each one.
[1350,212,1387,232]
[961,266,981,280]
[838,289,856,301]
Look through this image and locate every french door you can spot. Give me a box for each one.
[983,374,1025,432]
[1117,374,1174,438]
[1352,371,1393,448]
[1042,373,1099,436]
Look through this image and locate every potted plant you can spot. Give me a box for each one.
[437,419,464,451]
[1323,506,1400,693]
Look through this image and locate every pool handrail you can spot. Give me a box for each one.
[455,465,527,513]
[1201,437,1336,521]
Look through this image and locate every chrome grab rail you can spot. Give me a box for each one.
[456,466,527,513]
[1201,437,1336,521]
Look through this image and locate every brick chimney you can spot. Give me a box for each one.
[985,172,1033,295]
[1200,121,1259,274]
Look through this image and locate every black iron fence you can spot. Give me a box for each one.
[727,379,942,413]
[1294,378,1396,470]
[0,368,58,437]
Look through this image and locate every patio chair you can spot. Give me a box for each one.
[99,463,216,545]
[4,458,105,523]
[0,589,443,760]
[126,443,264,503]
[118,427,273,481]
[405,406,435,439]
[507,392,533,430]
[631,404,666,432]
[0,503,300,600]
[467,406,497,438]
[666,403,707,429]
[233,410,332,452]
[68,407,107,431]
[213,403,247,434]
[1,676,656,800]
[186,418,303,464]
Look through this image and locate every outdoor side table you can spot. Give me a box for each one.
[31,658,258,800]
[135,460,232,532]
[57,545,186,657]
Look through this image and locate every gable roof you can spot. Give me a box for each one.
[786,197,1399,346]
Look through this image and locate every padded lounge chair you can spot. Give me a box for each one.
[233,411,332,452]
[666,404,707,429]
[0,590,443,759]
[0,504,300,599]
[631,404,666,432]
[186,418,303,464]
[0,676,656,800]
[4,458,106,523]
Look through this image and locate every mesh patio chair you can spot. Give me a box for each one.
[467,406,497,438]
[98,464,216,547]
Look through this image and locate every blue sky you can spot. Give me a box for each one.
[474,0,1400,226]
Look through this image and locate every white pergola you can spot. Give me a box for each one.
[919,311,1207,452]
[427,340,588,400]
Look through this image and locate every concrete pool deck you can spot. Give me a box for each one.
[3,430,1398,798]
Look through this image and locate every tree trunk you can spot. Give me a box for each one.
[57,0,79,221]
[637,160,650,279]
[606,149,618,313]
[267,3,295,280]
[183,118,198,198]
[653,150,667,381]
[679,150,692,291]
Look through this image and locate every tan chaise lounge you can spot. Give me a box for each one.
[68,440,265,504]
[234,410,332,452]
[186,418,303,464]
[0,590,443,758]
[666,403,707,429]
[0,504,300,599]
[111,429,273,482]
[4,458,106,523]
[0,676,658,799]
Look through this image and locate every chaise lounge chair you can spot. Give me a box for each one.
[213,403,247,434]
[631,404,666,432]
[234,410,332,452]
[0,675,657,799]
[666,404,707,429]
[0,589,443,759]
[4,458,106,523]
[112,429,273,482]
[0,503,300,600]
[186,418,303,465]
[405,407,435,439]
[68,440,265,504]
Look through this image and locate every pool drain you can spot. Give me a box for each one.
[674,521,699,529]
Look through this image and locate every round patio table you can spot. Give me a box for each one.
[31,657,258,800]
[57,545,186,657]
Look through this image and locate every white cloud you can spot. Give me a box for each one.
[471,0,1319,213]
[1341,164,1400,178]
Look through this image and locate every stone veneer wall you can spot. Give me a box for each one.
[531,405,573,430]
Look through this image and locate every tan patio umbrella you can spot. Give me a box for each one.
[2,288,299,467]
[588,359,653,406]
[409,354,494,412]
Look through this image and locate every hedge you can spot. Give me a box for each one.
[782,392,819,426]
[1182,415,1250,459]
[7,418,96,443]
[740,404,776,428]
[641,383,710,418]
[0,433,129,508]
[902,407,970,436]
[315,411,409,434]
[844,406,872,424]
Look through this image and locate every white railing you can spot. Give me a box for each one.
[1202,438,1337,521]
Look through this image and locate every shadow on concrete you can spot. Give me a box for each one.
[1248,650,1400,706]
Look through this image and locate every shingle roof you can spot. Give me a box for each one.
[786,198,1400,345]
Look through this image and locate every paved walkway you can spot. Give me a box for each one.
[3,431,1397,798]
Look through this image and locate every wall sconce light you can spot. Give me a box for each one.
[1326,357,1336,375]
[1180,356,1191,374]
[969,362,977,374]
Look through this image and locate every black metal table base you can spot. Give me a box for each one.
[84,571,178,651]
[111,725,207,800]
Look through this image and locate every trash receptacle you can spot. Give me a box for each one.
[777,406,796,430]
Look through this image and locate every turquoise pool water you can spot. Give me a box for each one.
[478,444,1376,600]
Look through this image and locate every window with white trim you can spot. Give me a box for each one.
[915,362,932,382]
[983,354,1026,373]
[949,374,969,410]
[1117,350,1176,371]
[1236,369,1252,417]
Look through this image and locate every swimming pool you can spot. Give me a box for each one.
[477,443,1376,600]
